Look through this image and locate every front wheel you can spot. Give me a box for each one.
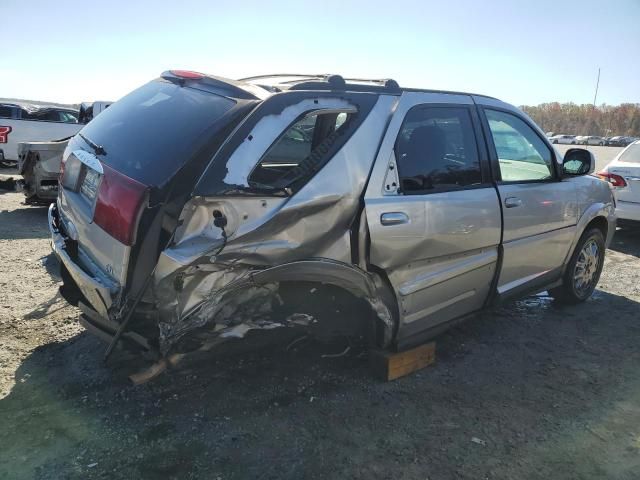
[549,227,605,304]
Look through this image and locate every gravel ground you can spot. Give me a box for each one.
[1,172,640,479]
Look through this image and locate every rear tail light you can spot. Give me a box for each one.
[93,164,147,246]
[597,171,627,187]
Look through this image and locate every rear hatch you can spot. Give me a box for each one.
[57,74,254,291]
[609,143,640,203]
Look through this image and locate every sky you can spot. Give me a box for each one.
[1,0,639,106]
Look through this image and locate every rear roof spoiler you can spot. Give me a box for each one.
[161,70,271,100]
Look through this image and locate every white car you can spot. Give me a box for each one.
[599,140,640,224]
[549,134,577,144]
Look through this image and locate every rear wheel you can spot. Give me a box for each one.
[549,227,605,304]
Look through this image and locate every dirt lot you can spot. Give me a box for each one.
[1,165,640,479]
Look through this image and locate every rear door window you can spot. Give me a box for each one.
[77,80,237,186]
[248,109,355,191]
[394,106,482,193]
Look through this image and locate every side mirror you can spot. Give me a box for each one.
[562,148,595,176]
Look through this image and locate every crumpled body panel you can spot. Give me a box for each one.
[152,95,398,353]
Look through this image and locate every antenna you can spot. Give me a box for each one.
[592,67,601,106]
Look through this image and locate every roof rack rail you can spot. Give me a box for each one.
[238,73,328,82]
[239,73,401,92]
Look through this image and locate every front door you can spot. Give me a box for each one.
[365,92,502,344]
[479,105,578,296]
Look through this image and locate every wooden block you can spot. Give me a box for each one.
[369,341,436,381]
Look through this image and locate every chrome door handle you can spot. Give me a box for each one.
[380,212,409,226]
[504,197,522,208]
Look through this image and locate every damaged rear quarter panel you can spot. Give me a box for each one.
[153,94,398,352]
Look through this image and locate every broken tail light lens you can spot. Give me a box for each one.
[597,171,627,187]
[93,163,147,246]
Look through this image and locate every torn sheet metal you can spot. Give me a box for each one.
[150,95,398,354]
[222,98,356,187]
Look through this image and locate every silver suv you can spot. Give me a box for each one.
[48,72,616,360]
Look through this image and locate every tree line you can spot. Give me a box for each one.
[521,103,640,137]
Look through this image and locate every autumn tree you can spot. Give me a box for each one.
[521,103,640,137]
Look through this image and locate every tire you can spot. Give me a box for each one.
[553,140,558,144]
[549,227,605,304]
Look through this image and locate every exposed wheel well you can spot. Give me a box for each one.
[276,281,381,344]
[586,216,608,239]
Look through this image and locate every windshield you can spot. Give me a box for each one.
[619,143,640,164]
[78,79,236,186]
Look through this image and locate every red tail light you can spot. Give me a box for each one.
[93,164,147,245]
[597,171,627,187]
[169,70,204,79]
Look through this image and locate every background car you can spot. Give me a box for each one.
[598,140,640,225]
[607,136,626,146]
[548,134,576,144]
[585,136,606,146]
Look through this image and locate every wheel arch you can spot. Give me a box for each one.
[562,203,615,275]
[247,259,399,347]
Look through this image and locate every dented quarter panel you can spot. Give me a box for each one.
[153,95,399,351]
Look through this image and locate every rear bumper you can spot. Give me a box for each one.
[616,200,640,223]
[48,203,118,318]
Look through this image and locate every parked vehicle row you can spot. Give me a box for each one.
[546,133,638,147]
[47,71,615,367]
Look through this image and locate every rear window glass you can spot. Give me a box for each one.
[395,106,482,193]
[78,80,236,186]
[619,143,640,163]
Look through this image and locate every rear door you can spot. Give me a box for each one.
[365,92,501,343]
[477,101,578,296]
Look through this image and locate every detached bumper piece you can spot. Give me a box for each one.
[78,302,153,352]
